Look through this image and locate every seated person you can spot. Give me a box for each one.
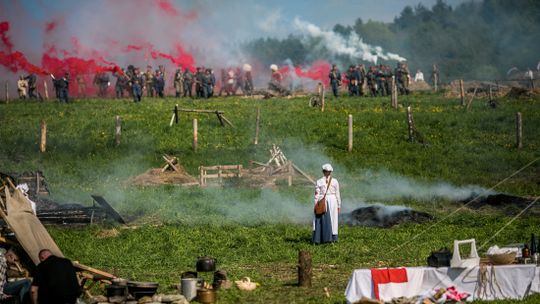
[0,247,31,303]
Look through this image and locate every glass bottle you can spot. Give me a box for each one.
[522,244,530,258]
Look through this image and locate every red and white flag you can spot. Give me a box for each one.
[370,268,424,301]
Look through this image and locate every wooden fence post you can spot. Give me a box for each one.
[288,161,293,186]
[5,81,8,103]
[459,79,465,106]
[391,76,396,108]
[44,80,49,100]
[40,121,47,153]
[193,118,198,152]
[321,85,325,112]
[174,104,179,124]
[254,107,260,145]
[348,114,353,152]
[516,112,522,149]
[298,250,312,287]
[115,115,121,146]
[407,106,414,142]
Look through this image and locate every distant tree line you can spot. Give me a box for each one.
[243,0,540,82]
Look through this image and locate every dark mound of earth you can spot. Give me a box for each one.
[343,204,433,228]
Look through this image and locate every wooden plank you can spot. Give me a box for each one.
[216,112,225,127]
[72,261,116,280]
[90,195,126,224]
[291,163,316,185]
[219,114,234,127]
[178,108,224,114]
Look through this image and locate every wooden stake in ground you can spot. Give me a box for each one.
[193,118,198,152]
[488,86,493,102]
[4,81,8,103]
[115,116,121,146]
[254,107,260,145]
[40,121,47,153]
[407,106,414,142]
[391,76,396,108]
[43,80,49,100]
[287,161,293,186]
[348,114,353,152]
[298,250,312,287]
[465,87,478,111]
[321,85,325,112]
[433,74,438,92]
[516,112,523,149]
[459,79,465,106]
[174,104,179,124]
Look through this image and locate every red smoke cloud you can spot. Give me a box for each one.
[0,21,13,52]
[44,21,57,34]
[279,60,331,86]
[158,0,197,20]
[0,51,48,75]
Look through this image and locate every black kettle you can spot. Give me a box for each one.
[196,256,216,272]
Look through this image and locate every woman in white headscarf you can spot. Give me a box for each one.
[312,163,341,244]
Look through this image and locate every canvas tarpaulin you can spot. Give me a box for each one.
[3,188,63,265]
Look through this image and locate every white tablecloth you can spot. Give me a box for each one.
[345,265,540,303]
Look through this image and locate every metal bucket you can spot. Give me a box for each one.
[181,278,201,301]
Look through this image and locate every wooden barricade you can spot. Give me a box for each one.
[199,165,242,186]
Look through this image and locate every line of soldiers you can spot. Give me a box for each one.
[113,65,166,100]
[329,62,411,97]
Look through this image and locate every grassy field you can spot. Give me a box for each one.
[1,90,540,303]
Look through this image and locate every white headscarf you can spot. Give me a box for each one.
[322,163,333,172]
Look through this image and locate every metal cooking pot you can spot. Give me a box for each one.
[197,288,216,304]
[106,285,126,298]
[196,256,216,272]
[180,278,202,301]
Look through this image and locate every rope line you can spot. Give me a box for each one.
[478,196,539,250]
[390,156,540,253]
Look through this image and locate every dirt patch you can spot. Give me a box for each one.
[505,87,540,99]
[443,80,512,98]
[128,168,198,186]
[96,228,120,238]
[463,193,540,215]
[343,204,433,228]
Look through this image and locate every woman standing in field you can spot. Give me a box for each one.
[313,164,341,244]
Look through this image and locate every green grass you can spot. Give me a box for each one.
[1,92,540,303]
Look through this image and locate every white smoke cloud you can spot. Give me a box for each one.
[293,17,406,64]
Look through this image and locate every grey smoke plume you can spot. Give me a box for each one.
[293,17,406,64]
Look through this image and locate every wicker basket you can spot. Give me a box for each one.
[487,252,516,265]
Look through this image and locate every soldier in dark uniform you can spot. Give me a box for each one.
[396,62,410,95]
[233,67,244,96]
[153,70,165,98]
[24,73,37,98]
[183,69,193,98]
[384,65,393,96]
[244,70,253,96]
[51,73,69,103]
[328,64,341,98]
[375,65,387,96]
[366,66,377,97]
[130,68,143,103]
[174,68,184,98]
[208,69,216,98]
[194,67,205,98]
[93,72,110,98]
[357,64,366,96]
[114,69,128,98]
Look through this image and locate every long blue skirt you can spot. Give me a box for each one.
[312,211,333,244]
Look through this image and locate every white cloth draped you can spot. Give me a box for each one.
[345,265,540,303]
